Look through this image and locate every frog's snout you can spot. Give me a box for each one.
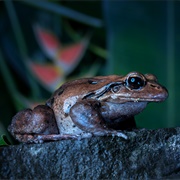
[156,85,168,102]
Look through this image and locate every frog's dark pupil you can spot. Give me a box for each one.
[127,76,144,89]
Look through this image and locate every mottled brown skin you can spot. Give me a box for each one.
[8,72,168,143]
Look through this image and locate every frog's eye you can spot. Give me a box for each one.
[126,73,146,90]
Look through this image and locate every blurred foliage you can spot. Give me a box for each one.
[0,0,178,144]
[0,135,11,146]
[0,0,106,143]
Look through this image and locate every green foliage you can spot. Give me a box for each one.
[0,0,106,140]
[0,135,11,146]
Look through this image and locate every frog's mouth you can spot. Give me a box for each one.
[116,97,167,102]
[102,95,168,104]
[86,85,168,103]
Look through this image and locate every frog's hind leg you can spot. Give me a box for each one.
[69,100,127,139]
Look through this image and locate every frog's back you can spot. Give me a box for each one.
[46,75,123,107]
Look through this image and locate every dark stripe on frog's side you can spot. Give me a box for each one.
[88,79,98,85]
[82,92,96,99]
[58,88,64,96]
[46,88,64,107]
[83,82,123,99]
[95,82,123,98]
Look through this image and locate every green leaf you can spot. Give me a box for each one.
[21,0,103,27]
[0,135,11,146]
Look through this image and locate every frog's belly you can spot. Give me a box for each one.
[56,115,84,135]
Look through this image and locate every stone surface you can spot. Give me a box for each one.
[1,127,180,179]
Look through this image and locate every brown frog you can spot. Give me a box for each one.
[8,72,168,143]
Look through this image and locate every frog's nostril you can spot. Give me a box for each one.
[150,84,161,90]
[150,84,156,88]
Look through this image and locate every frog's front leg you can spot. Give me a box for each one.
[69,100,127,139]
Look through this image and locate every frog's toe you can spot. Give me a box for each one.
[116,132,128,139]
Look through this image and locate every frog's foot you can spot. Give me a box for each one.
[14,131,127,143]
[15,134,80,143]
[74,131,127,140]
[14,133,91,143]
[29,130,127,143]
[92,130,128,140]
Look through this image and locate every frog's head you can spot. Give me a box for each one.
[94,72,168,104]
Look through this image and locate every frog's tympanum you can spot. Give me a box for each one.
[8,72,168,143]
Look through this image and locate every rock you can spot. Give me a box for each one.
[1,127,180,179]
